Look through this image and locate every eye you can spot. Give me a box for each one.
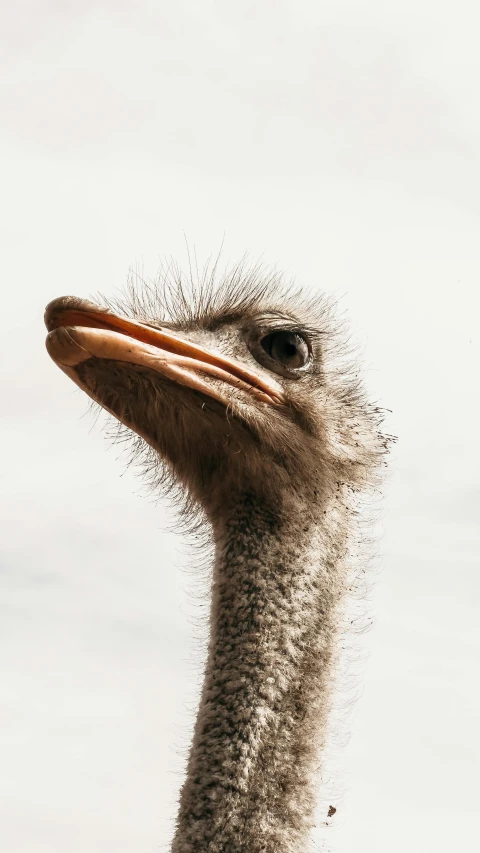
[251,330,310,376]
[261,331,309,368]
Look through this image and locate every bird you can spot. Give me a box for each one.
[44,259,389,853]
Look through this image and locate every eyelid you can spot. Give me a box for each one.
[248,323,311,346]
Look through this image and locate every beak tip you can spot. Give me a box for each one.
[44,297,108,332]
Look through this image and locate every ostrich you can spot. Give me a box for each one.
[44,261,389,853]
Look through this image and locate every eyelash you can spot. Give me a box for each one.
[250,316,320,343]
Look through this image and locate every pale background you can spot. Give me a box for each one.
[1,2,479,851]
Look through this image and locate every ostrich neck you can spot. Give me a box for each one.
[171,489,350,853]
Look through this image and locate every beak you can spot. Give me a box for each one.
[44,297,283,409]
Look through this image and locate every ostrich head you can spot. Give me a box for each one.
[45,264,383,524]
[44,262,388,853]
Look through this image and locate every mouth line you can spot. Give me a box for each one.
[44,297,284,409]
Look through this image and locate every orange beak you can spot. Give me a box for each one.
[44,297,283,409]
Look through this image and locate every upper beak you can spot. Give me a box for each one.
[44,297,283,408]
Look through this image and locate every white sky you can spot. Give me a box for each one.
[1,2,479,851]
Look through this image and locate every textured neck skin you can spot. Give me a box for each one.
[171,486,352,853]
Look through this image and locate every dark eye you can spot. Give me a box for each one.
[260,331,310,370]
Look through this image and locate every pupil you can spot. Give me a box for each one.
[285,342,297,357]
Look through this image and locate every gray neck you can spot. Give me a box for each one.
[171,489,351,853]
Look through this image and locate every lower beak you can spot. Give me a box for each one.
[44,297,283,408]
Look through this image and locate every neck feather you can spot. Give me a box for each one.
[171,487,352,853]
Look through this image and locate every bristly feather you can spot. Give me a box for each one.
[96,255,333,337]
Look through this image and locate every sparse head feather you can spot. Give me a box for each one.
[82,257,391,523]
